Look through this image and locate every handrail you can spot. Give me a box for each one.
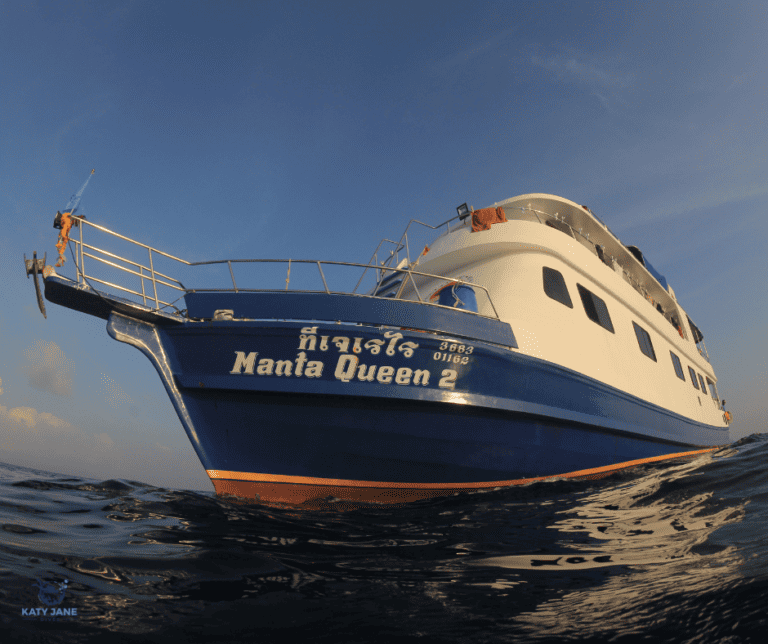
[492,205,685,332]
[184,258,501,320]
[68,218,187,310]
[63,217,502,321]
[75,218,191,264]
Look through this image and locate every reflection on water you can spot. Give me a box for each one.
[1,435,767,642]
[473,455,749,640]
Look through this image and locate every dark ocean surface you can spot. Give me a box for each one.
[1,434,767,643]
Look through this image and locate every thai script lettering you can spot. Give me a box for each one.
[297,327,418,357]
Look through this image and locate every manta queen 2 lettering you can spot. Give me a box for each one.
[229,327,439,387]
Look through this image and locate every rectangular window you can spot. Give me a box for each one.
[698,373,708,395]
[577,284,615,333]
[688,366,699,389]
[633,322,657,361]
[687,316,704,344]
[543,267,573,308]
[670,351,685,380]
[706,377,718,402]
[545,219,575,239]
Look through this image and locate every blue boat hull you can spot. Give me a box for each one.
[106,313,726,504]
[44,276,729,505]
[172,388,720,504]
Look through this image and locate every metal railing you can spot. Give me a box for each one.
[189,258,500,319]
[360,214,463,288]
[64,217,502,321]
[69,219,189,312]
[496,205,692,337]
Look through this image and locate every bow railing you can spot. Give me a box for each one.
[61,218,502,320]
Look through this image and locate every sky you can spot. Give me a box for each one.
[1,0,766,492]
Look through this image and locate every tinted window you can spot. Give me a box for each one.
[698,373,708,394]
[577,284,615,333]
[670,351,685,380]
[706,377,718,401]
[543,267,573,308]
[545,219,575,238]
[633,322,657,361]
[688,367,699,389]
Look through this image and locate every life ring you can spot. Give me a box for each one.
[429,281,479,313]
[429,281,457,302]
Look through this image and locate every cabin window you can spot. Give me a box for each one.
[688,367,699,389]
[543,267,573,308]
[687,316,704,344]
[698,373,708,395]
[577,284,615,333]
[670,351,685,380]
[633,322,657,361]
[706,377,718,402]
[545,219,575,238]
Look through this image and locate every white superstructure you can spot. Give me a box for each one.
[401,194,726,428]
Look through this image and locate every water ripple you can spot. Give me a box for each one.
[1,435,767,642]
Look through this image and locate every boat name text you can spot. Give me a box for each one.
[229,327,459,388]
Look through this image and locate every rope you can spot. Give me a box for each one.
[55,213,75,267]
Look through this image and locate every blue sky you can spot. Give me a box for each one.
[1,1,766,492]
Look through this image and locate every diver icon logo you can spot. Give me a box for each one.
[33,578,68,606]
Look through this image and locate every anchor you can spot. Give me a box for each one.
[24,251,47,318]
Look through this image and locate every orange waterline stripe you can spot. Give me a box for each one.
[207,447,720,489]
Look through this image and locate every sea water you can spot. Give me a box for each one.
[1,434,767,643]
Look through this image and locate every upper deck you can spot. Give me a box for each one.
[416,194,711,362]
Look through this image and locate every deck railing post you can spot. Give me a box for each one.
[228,261,238,292]
[353,265,370,294]
[317,261,330,293]
[78,220,85,284]
[409,270,423,302]
[72,236,80,286]
[139,265,147,306]
[148,248,159,309]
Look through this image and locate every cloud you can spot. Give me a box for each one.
[0,402,210,492]
[0,402,118,471]
[0,403,79,450]
[429,26,518,75]
[22,340,74,396]
[100,373,138,414]
[95,432,115,448]
[530,53,633,111]
[530,54,634,90]
[593,92,610,111]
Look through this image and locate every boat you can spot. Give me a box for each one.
[25,192,732,506]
